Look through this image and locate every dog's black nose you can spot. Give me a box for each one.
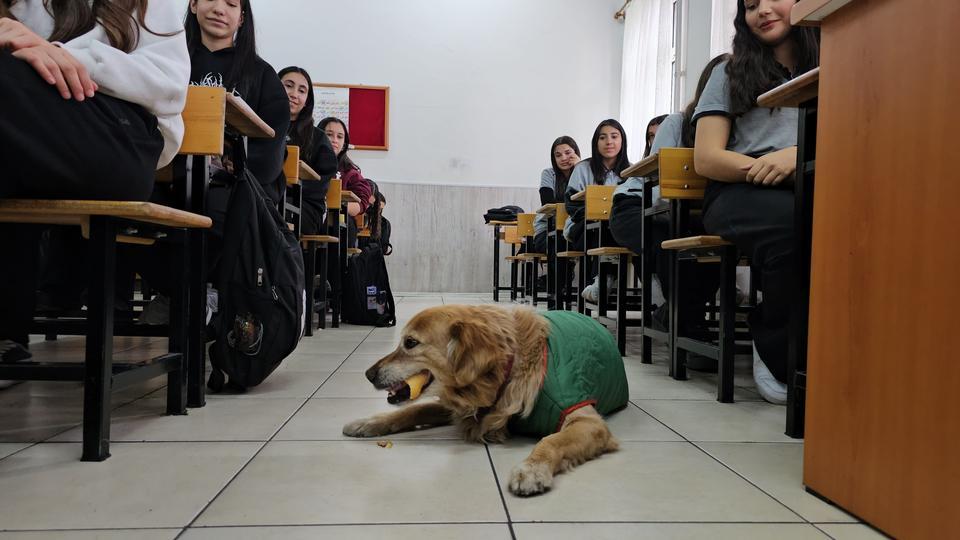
[365,365,379,384]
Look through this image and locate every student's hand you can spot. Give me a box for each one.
[0,18,46,51]
[12,43,97,101]
[741,146,797,186]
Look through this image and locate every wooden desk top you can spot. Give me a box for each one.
[298,161,321,181]
[225,93,275,138]
[536,204,557,216]
[341,190,361,203]
[571,190,585,201]
[758,67,820,108]
[791,0,856,25]
[621,152,659,178]
[487,220,515,226]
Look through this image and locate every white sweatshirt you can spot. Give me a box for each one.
[9,0,191,168]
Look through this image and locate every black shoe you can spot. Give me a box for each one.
[0,340,32,363]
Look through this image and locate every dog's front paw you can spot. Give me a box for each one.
[508,460,553,497]
[342,415,392,438]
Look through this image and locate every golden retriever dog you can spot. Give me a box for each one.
[343,304,629,496]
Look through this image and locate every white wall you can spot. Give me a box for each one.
[249,0,625,189]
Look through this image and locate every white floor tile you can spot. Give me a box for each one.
[514,523,828,540]
[489,441,800,522]
[0,443,30,460]
[281,352,349,372]
[276,398,461,441]
[337,353,388,373]
[598,402,683,442]
[699,443,857,523]
[635,400,797,443]
[182,524,511,539]
[0,442,260,529]
[51,397,305,442]
[625,361,762,401]
[0,530,181,540]
[205,370,332,399]
[0,397,81,443]
[313,370,383,399]
[195,441,507,526]
[816,524,890,539]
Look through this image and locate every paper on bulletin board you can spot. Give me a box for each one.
[313,86,350,126]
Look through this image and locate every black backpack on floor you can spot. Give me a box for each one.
[208,168,306,392]
[341,243,396,327]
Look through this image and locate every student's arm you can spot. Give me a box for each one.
[246,67,291,202]
[344,170,372,216]
[61,2,190,166]
[694,116,796,185]
[693,115,754,183]
[539,187,556,205]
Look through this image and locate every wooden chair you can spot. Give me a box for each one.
[554,203,583,311]
[0,88,222,460]
[657,148,739,403]
[503,226,524,301]
[488,219,517,302]
[303,178,343,331]
[282,145,302,236]
[516,213,548,306]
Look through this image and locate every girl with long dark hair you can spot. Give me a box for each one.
[279,66,338,234]
[318,117,372,219]
[562,119,630,302]
[610,55,730,367]
[692,0,819,403]
[531,136,580,254]
[185,0,288,204]
[0,0,190,368]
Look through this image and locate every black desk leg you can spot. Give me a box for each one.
[166,226,189,416]
[718,246,737,403]
[493,225,501,302]
[186,155,207,408]
[304,242,317,337]
[616,253,628,355]
[82,217,117,462]
[669,200,685,380]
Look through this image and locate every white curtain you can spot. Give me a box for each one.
[618,0,674,163]
[710,0,738,56]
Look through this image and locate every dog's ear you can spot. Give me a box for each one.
[447,320,504,386]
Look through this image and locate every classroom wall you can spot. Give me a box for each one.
[250,0,625,189]
[376,182,541,293]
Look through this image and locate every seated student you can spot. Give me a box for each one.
[692,0,819,403]
[278,66,338,234]
[0,1,190,372]
[185,0,288,206]
[609,55,730,368]
[562,119,632,303]
[533,136,581,255]
[136,0,289,325]
[358,181,392,255]
[318,116,372,246]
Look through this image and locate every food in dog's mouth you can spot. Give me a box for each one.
[386,370,433,404]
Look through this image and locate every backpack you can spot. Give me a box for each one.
[341,243,396,327]
[207,167,307,392]
[483,205,524,223]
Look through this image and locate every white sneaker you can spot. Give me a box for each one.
[753,342,787,405]
[581,277,599,303]
[138,295,170,325]
[206,287,219,325]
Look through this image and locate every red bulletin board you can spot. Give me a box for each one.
[312,83,390,151]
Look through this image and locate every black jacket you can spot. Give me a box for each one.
[190,45,290,204]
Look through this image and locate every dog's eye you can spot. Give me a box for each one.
[404,338,419,349]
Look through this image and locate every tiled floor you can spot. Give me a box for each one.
[0,294,888,539]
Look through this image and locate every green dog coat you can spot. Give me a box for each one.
[508,311,629,437]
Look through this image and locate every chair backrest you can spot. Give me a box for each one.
[585,185,616,221]
[284,146,300,186]
[659,147,707,199]
[326,178,343,209]
[516,213,536,237]
[179,86,227,156]
[503,226,521,245]
[555,203,569,231]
